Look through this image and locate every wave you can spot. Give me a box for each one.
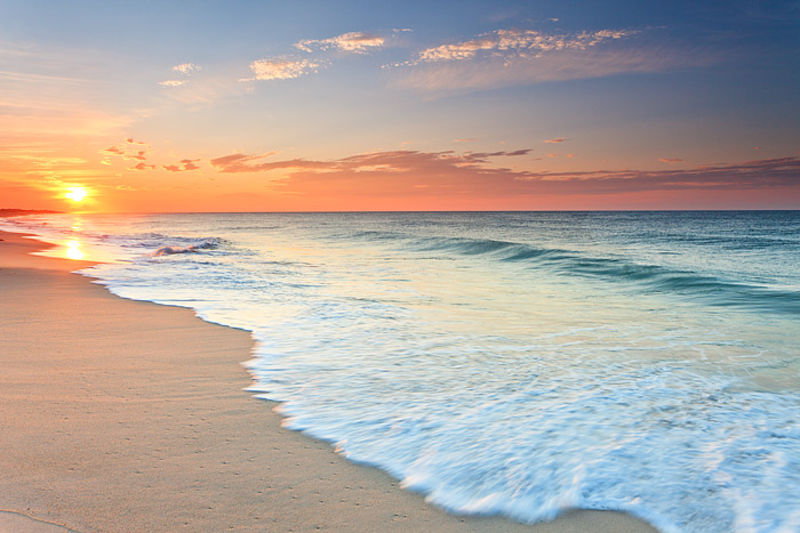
[151,239,222,257]
[348,231,800,314]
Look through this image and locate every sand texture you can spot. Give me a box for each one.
[0,230,657,532]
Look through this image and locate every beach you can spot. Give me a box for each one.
[0,229,656,532]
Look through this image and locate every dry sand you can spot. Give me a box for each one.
[0,230,657,532]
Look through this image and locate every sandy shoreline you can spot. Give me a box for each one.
[0,229,657,532]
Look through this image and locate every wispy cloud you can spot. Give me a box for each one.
[159,63,201,88]
[391,27,710,92]
[409,29,635,64]
[210,152,326,172]
[101,139,201,172]
[159,80,187,87]
[210,148,531,174]
[102,139,153,165]
[0,41,132,139]
[209,149,800,198]
[172,63,200,74]
[129,162,155,171]
[102,145,124,156]
[514,157,800,194]
[163,159,201,172]
[544,137,567,144]
[242,58,321,81]
[295,32,385,54]
[658,157,684,163]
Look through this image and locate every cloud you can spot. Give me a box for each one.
[172,63,200,74]
[103,145,124,155]
[454,137,477,143]
[163,159,201,172]
[514,157,800,194]
[242,58,320,81]
[411,29,635,64]
[211,148,533,174]
[159,63,201,88]
[295,32,385,53]
[658,157,683,163]
[544,137,567,144]
[208,149,800,200]
[101,140,151,163]
[102,139,200,172]
[392,27,711,92]
[210,152,327,172]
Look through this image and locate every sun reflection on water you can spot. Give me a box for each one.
[65,239,85,260]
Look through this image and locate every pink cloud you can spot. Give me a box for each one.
[209,149,800,199]
[658,157,684,163]
[295,32,385,54]
[242,59,320,81]
[163,159,201,172]
[544,138,567,144]
[211,149,532,174]
[102,145,124,155]
[103,139,151,162]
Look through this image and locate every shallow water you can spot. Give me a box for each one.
[4,211,799,532]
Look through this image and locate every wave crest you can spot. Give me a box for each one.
[348,231,800,314]
[152,239,221,257]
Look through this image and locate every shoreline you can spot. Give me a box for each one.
[0,229,657,532]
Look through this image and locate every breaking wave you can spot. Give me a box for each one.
[152,239,222,256]
[346,231,800,314]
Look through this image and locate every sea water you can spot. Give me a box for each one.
[3,211,799,532]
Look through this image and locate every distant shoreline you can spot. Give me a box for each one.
[0,209,61,217]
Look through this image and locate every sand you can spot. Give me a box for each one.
[0,229,657,532]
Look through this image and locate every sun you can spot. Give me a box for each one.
[65,186,88,203]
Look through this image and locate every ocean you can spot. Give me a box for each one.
[3,211,799,533]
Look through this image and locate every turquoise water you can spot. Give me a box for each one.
[4,211,799,532]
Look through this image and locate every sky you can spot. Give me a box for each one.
[1,0,799,212]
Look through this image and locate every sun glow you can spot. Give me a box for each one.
[65,186,88,203]
[65,239,85,260]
